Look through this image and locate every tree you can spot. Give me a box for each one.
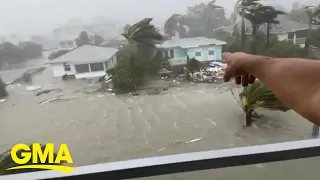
[92,35,104,46]
[231,81,291,126]
[234,0,260,51]
[164,14,183,39]
[244,4,274,54]
[0,144,61,175]
[122,18,164,47]
[261,7,285,49]
[48,50,69,60]
[75,31,91,47]
[0,76,8,99]
[304,5,320,56]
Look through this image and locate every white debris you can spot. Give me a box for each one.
[157,148,166,152]
[0,99,6,102]
[26,86,42,91]
[185,138,202,144]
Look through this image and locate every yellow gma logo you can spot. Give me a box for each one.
[7,143,76,173]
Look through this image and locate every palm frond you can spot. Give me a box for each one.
[238,81,291,112]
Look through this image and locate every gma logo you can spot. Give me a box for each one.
[7,143,76,173]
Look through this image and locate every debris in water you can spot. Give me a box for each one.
[185,138,202,144]
[36,89,62,96]
[157,148,166,152]
[39,96,76,105]
[0,99,6,102]
[26,86,42,91]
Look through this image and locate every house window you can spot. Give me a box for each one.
[288,32,294,39]
[66,41,74,48]
[208,50,215,56]
[104,62,109,69]
[63,64,71,71]
[195,51,202,57]
[60,41,66,48]
[169,49,174,58]
[90,62,104,72]
[75,64,90,73]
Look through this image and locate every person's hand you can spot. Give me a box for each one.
[223,52,256,87]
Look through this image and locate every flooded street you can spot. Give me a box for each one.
[0,65,319,179]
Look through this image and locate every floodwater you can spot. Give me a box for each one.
[0,64,319,180]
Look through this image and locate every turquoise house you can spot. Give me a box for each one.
[157,37,226,66]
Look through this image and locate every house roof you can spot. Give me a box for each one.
[48,45,118,64]
[223,15,319,34]
[157,37,227,49]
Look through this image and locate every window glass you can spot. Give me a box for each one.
[75,64,89,73]
[208,50,215,56]
[90,62,104,72]
[195,51,201,57]
[64,64,71,71]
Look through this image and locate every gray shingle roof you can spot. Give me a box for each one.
[157,37,226,49]
[48,45,118,64]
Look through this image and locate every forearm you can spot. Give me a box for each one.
[246,55,320,124]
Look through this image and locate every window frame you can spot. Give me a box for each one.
[208,50,215,56]
[195,51,202,57]
[75,64,90,74]
[90,62,105,72]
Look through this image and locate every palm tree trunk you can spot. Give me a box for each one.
[251,25,257,54]
[304,19,312,57]
[266,23,270,50]
[245,110,253,127]
[241,14,246,51]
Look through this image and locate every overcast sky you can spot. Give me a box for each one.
[0,0,318,36]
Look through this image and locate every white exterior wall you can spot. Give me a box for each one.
[75,71,106,79]
[51,54,117,79]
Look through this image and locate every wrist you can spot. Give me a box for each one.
[245,54,275,77]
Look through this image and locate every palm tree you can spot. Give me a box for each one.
[164,14,183,40]
[0,144,61,175]
[234,0,260,50]
[0,77,8,99]
[231,81,290,127]
[304,5,320,56]
[122,18,164,47]
[261,7,286,49]
[244,4,274,54]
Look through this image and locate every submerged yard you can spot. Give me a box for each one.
[0,66,319,179]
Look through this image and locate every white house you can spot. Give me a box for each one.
[47,45,118,79]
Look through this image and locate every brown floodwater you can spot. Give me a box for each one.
[0,65,319,180]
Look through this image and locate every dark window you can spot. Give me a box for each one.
[169,49,174,58]
[208,50,215,56]
[195,51,201,57]
[66,41,73,47]
[90,62,104,72]
[75,64,89,73]
[60,41,66,48]
[296,29,308,38]
[288,32,294,39]
[104,62,109,69]
[64,64,71,71]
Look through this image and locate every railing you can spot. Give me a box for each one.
[1,139,320,180]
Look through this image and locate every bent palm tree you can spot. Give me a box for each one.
[0,144,61,175]
[122,18,164,47]
[261,7,286,49]
[234,0,260,50]
[231,81,291,126]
